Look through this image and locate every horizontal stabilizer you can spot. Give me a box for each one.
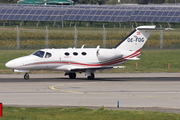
[125,57,140,60]
[113,66,125,68]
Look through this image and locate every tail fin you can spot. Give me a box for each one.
[115,26,156,51]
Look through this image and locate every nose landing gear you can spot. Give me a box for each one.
[24,73,29,80]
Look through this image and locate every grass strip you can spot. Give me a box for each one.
[0,106,180,120]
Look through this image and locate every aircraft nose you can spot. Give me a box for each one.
[5,60,16,69]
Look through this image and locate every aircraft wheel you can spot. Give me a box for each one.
[24,73,29,80]
[87,73,95,80]
[69,73,76,79]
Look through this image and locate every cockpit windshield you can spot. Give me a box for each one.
[33,51,45,58]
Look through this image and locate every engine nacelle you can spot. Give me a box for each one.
[97,49,122,61]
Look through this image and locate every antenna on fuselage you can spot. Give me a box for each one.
[81,45,85,49]
[96,45,100,49]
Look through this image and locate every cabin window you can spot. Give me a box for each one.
[82,52,87,56]
[64,52,70,56]
[45,52,52,58]
[33,51,45,58]
[73,52,78,56]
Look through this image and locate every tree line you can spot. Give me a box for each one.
[73,0,108,5]
[0,0,18,3]
[116,0,179,4]
[0,0,179,4]
[0,0,108,4]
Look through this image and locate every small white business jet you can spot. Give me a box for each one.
[6,26,155,80]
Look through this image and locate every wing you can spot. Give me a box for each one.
[70,66,113,72]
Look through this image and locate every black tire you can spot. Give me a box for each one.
[87,73,95,80]
[24,73,29,80]
[69,73,76,79]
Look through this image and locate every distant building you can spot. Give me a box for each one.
[17,0,74,5]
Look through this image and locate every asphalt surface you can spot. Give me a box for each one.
[0,73,180,113]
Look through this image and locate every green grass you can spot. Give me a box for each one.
[116,49,180,73]
[1,107,180,120]
[1,49,180,74]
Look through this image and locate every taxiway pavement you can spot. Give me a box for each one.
[0,73,180,113]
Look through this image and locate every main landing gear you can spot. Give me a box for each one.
[68,73,76,79]
[65,72,95,80]
[87,73,95,80]
[24,73,29,80]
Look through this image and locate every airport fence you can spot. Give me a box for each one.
[0,26,180,50]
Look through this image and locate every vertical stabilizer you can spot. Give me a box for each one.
[115,26,155,51]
